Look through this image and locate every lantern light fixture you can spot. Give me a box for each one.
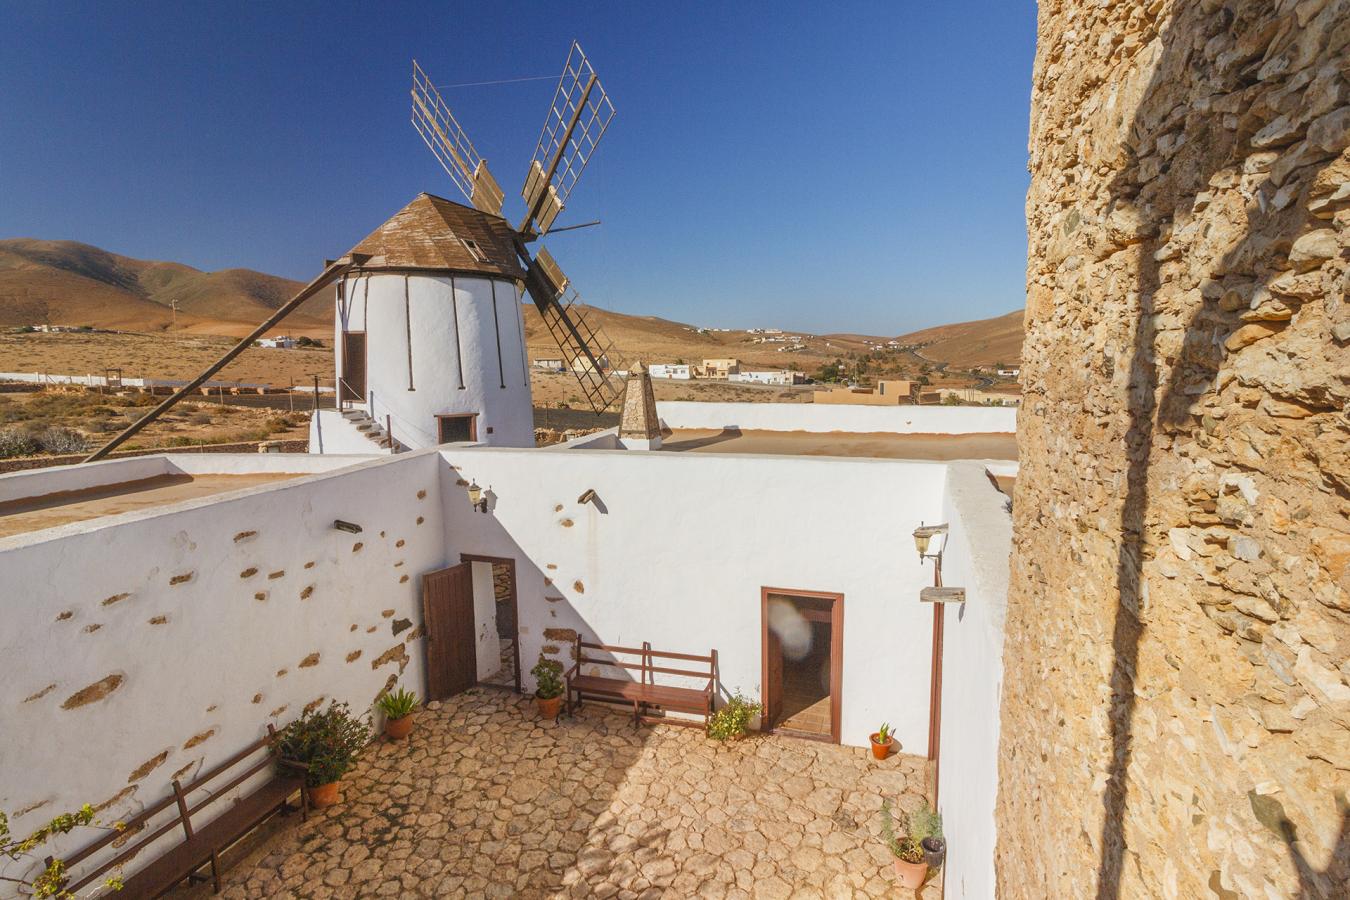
[912,522,949,562]
[332,519,363,534]
[466,481,489,514]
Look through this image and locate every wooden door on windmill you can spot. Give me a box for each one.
[421,563,476,700]
[341,331,366,402]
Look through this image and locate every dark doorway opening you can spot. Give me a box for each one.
[462,554,520,693]
[438,413,477,444]
[340,331,366,402]
[761,588,843,743]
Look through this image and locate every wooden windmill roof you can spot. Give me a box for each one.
[348,193,526,279]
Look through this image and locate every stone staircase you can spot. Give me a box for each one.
[341,408,396,451]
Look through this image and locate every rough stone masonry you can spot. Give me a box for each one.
[999,1,1349,897]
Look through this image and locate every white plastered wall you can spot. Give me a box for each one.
[934,462,1013,899]
[436,446,948,750]
[655,401,1017,435]
[0,451,446,876]
[336,273,534,449]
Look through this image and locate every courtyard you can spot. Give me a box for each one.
[185,689,938,898]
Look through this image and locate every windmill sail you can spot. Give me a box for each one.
[519,42,615,236]
[524,247,626,413]
[409,44,627,415]
[411,60,506,216]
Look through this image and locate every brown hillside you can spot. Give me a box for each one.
[893,309,1024,367]
[0,239,329,337]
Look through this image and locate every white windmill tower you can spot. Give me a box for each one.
[327,42,627,452]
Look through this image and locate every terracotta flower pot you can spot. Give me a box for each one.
[893,857,929,889]
[385,712,414,740]
[309,781,341,808]
[537,695,562,719]
[869,733,895,760]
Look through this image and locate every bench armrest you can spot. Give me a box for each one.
[277,757,309,773]
[565,660,581,681]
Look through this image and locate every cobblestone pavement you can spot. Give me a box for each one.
[202,689,938,898]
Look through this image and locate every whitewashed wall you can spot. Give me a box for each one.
[655,401,1017,435]
[436,446,947,749]
[336,273,534,449]
[0,452,446,879]
[935,462,1013,900]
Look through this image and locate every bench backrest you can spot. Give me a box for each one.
[59,726,282,892]
[574,637,718,689]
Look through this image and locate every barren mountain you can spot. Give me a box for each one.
[0,238,1025,372]
[0,239,329,336]
[893,308,1024,367]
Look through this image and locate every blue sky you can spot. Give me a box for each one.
[0,2,1036,335]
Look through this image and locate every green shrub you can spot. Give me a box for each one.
[531,656,564,700]
[377,686,419,720]
[0,427,37,458]
[880,799,925,863]
[277,701,371,787]
[707,694,760,742]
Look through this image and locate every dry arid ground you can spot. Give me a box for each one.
[0,391,309,455]
[0,331,336,387]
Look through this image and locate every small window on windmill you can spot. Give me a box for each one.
[461,238,487,263]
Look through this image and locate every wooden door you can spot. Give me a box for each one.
[763,609,783,728]
[341,332,366,402]
[422,563,476,700]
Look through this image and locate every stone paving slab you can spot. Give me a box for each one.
[187,689,939,898]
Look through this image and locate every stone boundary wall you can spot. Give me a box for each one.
[0,451,445,885]
[999,1,1348,897]
[0,440,309,474]
[654,400,1018,435]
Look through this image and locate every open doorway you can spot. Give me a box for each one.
[761,588,843,743]
[462,554,520,692]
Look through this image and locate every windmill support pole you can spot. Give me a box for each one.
[83,255,367,463]
[517,74,598,234]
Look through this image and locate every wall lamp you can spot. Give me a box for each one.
[912,522,949,563]
[332,519,363,534]
[466,481,489,514]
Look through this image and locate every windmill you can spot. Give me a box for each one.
[411,42,627,414]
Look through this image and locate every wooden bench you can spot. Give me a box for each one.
[565,636,717,728]
[56,724,307,898]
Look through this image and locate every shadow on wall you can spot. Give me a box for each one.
[1094,3,1348,898]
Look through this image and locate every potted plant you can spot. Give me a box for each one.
[707,694,761,742]
[377,685,419,740]
[911,801,946,869]
[881,798,929,888]
[870,721,895,759]
[531,656,564,719]
[277,701,371,808]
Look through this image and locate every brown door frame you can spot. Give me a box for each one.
[438,413,479,444]
[760,586,844,744]
[340,330,367,403]
[461,554,521,693]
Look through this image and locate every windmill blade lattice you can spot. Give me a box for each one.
[520,42,616,235]
[537,285,627,414]
[527,246,626,413]
[411,60,506,216]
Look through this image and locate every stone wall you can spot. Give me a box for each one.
[999,1,1348,897]
[0,439,309,473]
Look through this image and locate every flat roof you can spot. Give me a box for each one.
[657,428,1018,461]
[0,472,302,538]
